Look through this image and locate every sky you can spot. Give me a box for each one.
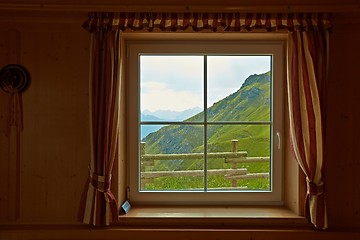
[140,55,271,112]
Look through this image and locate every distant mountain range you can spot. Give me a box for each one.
[141,71,272,171]
[142,107,202,122]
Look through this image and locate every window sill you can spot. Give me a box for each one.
[118,206,310,229]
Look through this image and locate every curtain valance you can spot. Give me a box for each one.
[83,12,332,33]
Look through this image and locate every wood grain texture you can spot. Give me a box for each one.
[0,225,359,240]
[0,21,91,224]
[0,0,359,13]
[0,30,11,222]
[325,13,360,229]
[0,29,21,222]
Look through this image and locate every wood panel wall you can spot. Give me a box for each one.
[326,12,360,229]
[0,22,90,224]
[0,29,20,222]
[0,2,360,239]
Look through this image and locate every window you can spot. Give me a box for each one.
[127,39,284,205]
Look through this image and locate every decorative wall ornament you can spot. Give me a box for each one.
[0,64,31,135]
[0,64,31,93]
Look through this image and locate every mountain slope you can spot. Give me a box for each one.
[142,72,271,167]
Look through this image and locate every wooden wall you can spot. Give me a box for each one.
[0,1,360,239]
[0,21,90,224]
[326,12,360,229]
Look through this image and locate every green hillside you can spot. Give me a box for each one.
[142,72,271,155]
[141,72,271,190]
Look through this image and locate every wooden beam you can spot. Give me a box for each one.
[0,3,359,13]
[6,29,21,222]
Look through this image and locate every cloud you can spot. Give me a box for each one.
[207,56,270,104]
[141,81,203,112]
[141,56,203,92]
[140,55,271,111]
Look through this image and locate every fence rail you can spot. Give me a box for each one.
[141,151,248,161]
[141,168,247,179]
[140,140,270,189]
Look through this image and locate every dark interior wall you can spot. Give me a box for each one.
[2,0,360,6]
[326,12,360,229]
[0,22,90,223]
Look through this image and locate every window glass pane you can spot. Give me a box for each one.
[207,56,271,122]
[140,125,204,191]
[140,55,204,122]
[129,41,284,203]
[207,124,271,191]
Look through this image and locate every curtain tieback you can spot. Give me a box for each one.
[306,178,324,196]
[89,171,112,193]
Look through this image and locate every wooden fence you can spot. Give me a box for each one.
[140,140,270,189]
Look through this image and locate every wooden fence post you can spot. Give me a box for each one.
[140,142,146,189]
[231,140,238,187]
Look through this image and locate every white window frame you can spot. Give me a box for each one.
[127,39,284,206]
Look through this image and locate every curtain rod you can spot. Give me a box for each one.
[0,3,359,13]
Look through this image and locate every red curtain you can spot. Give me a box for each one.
[80,12,331,228]
[78,29,121,226]
[287,30,329,229]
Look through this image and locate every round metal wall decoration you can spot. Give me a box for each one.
[0,64,31,93]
